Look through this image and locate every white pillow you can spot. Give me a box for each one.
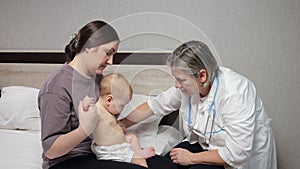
[0,86,41,130]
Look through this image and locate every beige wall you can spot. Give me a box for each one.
[1,1,300,168]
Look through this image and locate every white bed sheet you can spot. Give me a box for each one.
[0,129,42,169]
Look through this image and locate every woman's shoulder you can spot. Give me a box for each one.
[39,64,73,96]
[220,67,255,94]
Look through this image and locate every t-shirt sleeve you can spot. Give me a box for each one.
[39,93,74,152]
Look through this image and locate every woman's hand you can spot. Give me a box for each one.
[170,148,195,165]
[170,148,227,166]
[78,100,100,136]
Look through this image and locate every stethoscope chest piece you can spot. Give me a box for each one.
[188,75,220,145]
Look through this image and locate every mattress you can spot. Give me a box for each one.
[0,129,42,169]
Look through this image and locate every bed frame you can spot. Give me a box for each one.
[0,63,174,96]
[0,51,179,126]
[0,52,174,95]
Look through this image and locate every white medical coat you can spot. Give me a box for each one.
[148,67,277,169]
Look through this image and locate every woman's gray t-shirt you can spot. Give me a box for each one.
[38,64,102,169]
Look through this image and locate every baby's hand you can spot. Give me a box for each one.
[82,96,95,111]
[117,120,126,133]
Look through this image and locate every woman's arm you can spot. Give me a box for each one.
[122,87,182,128]
[45,125,87,159]
[121,102,154,128]
[45,101,100,159]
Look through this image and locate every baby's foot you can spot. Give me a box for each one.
[141,147,155,159]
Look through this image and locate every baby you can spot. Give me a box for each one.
[82,73,155,168]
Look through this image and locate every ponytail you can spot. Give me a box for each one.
[65,34,79,62]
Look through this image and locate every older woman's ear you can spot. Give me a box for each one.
[198,69,207,84]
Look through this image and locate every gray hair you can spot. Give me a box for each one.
[167,40,220,87]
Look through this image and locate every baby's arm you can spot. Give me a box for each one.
[82,96,95,111]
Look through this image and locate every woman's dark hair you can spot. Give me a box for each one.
[65,20,119,62]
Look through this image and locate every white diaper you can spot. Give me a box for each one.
[91,141,134,163]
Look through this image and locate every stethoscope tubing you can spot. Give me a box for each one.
[188,75,220,144]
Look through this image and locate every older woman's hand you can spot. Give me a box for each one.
[170,148,195,165]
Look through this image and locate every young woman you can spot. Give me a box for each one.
[38,20,175,169]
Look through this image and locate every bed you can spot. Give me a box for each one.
[0,52,182,168]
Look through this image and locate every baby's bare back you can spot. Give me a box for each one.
[92,110,126,146]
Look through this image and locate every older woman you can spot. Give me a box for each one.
[124,40,277,169]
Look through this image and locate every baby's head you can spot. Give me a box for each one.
[99,73,132,115]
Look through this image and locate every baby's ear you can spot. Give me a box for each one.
[105,95,113,107]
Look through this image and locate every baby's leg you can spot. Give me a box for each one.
[125,133,155,159]
[131,157,148,168]
[124,134,147,167]
[125,133,141,151]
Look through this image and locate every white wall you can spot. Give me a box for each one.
[1,0,300,168]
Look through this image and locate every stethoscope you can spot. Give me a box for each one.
[187,75,222,144]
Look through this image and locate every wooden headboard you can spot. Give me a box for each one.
[0,63,61,89]
[0,52,174,96]
[0,52,179,127]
